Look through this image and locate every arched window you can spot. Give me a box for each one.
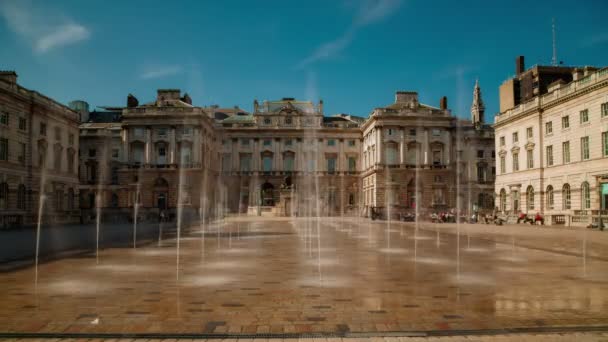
[546,185,554,210]
[526,186,534,210]
[581,182,590,210]
[562,184,571,210]
[17,184,26,210]
[499,189,506,212]
[0,182,9,210]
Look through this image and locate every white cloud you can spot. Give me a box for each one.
[36,24,90,53]
[140,65,183,80]
[0,0,90,53]
[297,0,402,68]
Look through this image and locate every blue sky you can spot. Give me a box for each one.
[1,0,607,119]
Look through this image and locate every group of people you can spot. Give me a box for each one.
[430,211,459,223]
[517,212,544,225]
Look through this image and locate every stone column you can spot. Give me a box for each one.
[446,131,452,164]
[145,127,151,164]
[274,138,281,171]
[253,138,259,171]
[424,129,429,165]
[169,127,176,164]
[231,139,238,172]
[399,128,406,165]
[376,128,383,166]
[123,128,130,163]
[338,139,344,172]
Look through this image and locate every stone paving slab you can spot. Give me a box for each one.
[1,332,608,341]
[0,217,607,336]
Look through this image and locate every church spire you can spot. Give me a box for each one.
[471,79,485,128]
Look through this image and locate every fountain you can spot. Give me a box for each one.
[34,167,47,287]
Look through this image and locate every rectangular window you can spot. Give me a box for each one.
[409,129,417,136]
[54,127,61,141]
[603,132,608,157]
[0,138,7,161]
[546,145,553,166]
[348,157,356,172]
[477,166,486,182]
[581,136,590,160]
[222,154,231,171]
[500,156,505,173]
[527,149,533,169]
[563,141,570,163]
[602,102,608,117]
[263,139,272,146]
[39,122,46,136]
[18,117,26,131]
[580,109,589,124]
[239,154,251,171]
[112,149,119,158]
[348,140,356,147]
[491,151,495,158]
[0,112,7,125]
[157,128,167,138]
[285,139,293,147]
[526,127,533,138]
[262,156,272,172]
[181,126,192,135]
[432,129,441,136]
[512,132,518,143]
[327,157,336,173]
[499,136,505,146]
[477,150,484,158]
[134,128,144,137]
[241,138,250,146]
[19,142,25,165]
[512,152,519,171]
[89,149,96,157]
[545,121,552,135]
[562,115,569,129]
[68,133,74,145]
[327,139,336,146]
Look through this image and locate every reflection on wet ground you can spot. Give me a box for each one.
[0,217,607,335]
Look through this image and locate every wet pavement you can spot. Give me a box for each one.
[0,217,607,336]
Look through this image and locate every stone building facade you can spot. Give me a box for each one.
[77,90,220,223]
[494,61,608,226]
[0,71,80,227]
[218,98,363,217]
[361,87,495,218]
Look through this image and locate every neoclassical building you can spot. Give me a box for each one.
[73,85,494,220]
[361,87,495,218]
[77,89,220,223]
[0,71,80,227]
[494,58,608,226]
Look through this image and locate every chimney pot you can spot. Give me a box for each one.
[516,56,525,76]
[440,96,448,110]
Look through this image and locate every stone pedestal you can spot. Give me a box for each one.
[278,188,295,216]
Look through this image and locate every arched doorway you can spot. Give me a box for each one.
[261,182,274,206]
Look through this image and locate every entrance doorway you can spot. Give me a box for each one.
[157,193,167,210]
[261,182,275,206]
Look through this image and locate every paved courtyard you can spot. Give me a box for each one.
[0,217,607,338]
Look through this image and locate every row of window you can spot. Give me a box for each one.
[228,154,357,173]
[131,126,193,137]
[499,103,608,146]
[498,183,591,212]
[499,133,607,173]
[229,138,357,147]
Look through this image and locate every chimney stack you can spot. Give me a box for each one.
[516,56,525,76]
[440,96,448,110]
[0,71,17,85]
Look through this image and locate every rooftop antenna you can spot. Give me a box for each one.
[551,17,557,66]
